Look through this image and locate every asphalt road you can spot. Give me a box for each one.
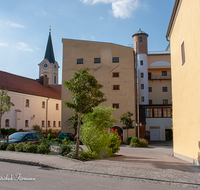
[0,162,197,190]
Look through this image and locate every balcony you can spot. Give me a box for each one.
[148,75,171,80]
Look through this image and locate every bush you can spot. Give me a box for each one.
[1,128,8,135]
[7,128,17,135]
[23,142,37,153]
[6,143,17,151]
[18,129,24,132]
[0,142,8,150]
[79,150,99,160]
[130,138,148,147]
[127,137,133,145]
[33,125,42,132]
[37,134,52,154]
[15,142,26,152]
[58,139,75,156]
[37,144,50,154]
[109,129,121,154]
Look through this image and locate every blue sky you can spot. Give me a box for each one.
[0,0,175,84]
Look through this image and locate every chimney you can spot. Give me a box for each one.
[38,75,49,87]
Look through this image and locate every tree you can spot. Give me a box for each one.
[0,89,15,135]
[64,68,107,158]
[81,106,120,158]
[120,111,134,140]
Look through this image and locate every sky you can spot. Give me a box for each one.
[0,0,175,84]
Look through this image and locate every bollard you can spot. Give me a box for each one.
[6,135,9,144]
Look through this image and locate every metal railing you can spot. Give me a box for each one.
[149,75,171,80]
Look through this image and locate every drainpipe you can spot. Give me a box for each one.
[46,98,49,133]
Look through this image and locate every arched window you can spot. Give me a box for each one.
[5,119,9,127]
[42,101,45,108]
[53,121,56,127]
[56,103,59,110]
[25,120,29,127]
[25,99,29,107]
[42,120,45,127]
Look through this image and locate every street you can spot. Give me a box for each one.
[0,162,197,190]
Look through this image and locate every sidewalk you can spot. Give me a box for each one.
[0,144,200,187]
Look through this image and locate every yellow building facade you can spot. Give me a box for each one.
[166,0,200,165]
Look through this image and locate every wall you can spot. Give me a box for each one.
[169,0,200,164]
[1,91,61,132]
[62,39,136,140]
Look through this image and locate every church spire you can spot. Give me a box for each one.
[44,26,55,63]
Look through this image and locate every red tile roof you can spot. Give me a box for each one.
[0,71,61,100]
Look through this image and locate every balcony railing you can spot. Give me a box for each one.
[148,75,171,80]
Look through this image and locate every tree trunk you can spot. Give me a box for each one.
[0,113,2,135]
[127,129,128,141]
[75,112,81,159]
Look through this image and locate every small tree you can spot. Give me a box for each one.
[64,68,107,158]
[120,111,134,140]
[0,89,15,135]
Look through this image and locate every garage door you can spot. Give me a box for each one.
[150,127,160,141]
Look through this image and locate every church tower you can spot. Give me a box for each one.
[38,28,59,85]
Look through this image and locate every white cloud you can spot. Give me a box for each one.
[15,42,33,52]
[6,22,24,28]
[91,36,95,41]
[81,0,140,18]
[0,43,8,47]
[99,16,103,19]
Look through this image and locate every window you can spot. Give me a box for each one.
[112,103,119,109]
[162,87,168,92]
[139,37,143,42]
[94,58,101,63]
[148,72,151,79]
[54,76,56,84]
[140,60,143,65]
[48,121,51,127]
[145,109,153,117]
[113,72,119,77]
[113,85,120,90]
[53,121,56,127]
[181,40,186,66]
[163,108,172,117]
[5,119,9,127]
[42,120,45,127]
[141,73,144,78]
[141,96,144,102]
[56,103,59,110]
[149,100,152,105]
[141,84,144,89]
[25,120,29,127]
[162,71,167,76]
[42,101,45,108]
[154,108,162,117]
[25,99,29,107]
[77,59,83,64]
[163,99,168,104]
[59,121,61,127]
[149,87,152,92]
[112,57,119,63]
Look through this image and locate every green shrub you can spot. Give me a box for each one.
[7,128,17,135]
[18,129,24,132]
[79,150,99,160]
[131,137,140,143]
[0,142,8,150]
[58,139,75,156]
[23,142,37,153]
[127,137,133,145]
[37,144,50,154]
[139,138,148,147]
[6,143,17,151]
[33,125,42,132]
[15,142,26,152]
[109,128,121,154]
[1,128,8,135]
[48,129,52,134]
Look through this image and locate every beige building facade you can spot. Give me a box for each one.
[62,29,172,142]
[62,39,136,141]
[166,0,200,165]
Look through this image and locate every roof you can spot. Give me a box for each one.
[166,0,180,40]
[132,28,149,37]
[148,51,170,55]
[49,84,61,91]
[0,70,61,100]
[44,30,55,63]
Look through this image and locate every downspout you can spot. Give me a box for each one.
[46,98,49,133]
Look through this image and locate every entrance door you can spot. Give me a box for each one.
[150,128,160,141]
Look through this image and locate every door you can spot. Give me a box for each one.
[150,128,160,141]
